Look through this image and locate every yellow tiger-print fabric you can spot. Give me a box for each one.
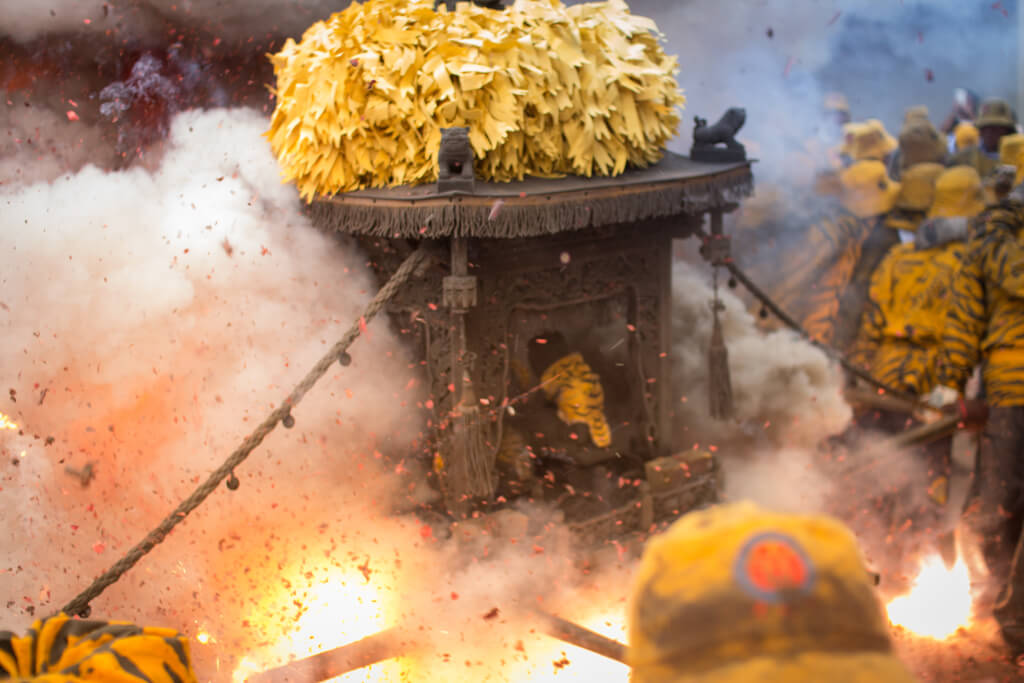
[853,241,964,395]
[540,352,612,448]
[0,613,197,683]
[773,210,875,348]
[940,202,1024,405]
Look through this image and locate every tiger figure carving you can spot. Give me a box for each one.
[529,332,612,449]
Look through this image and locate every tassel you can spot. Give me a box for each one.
[444,372,497,516]
[708,298,734,420]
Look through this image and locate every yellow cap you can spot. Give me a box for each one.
[929,166,985,218]
[1017,146,1024,187]
[840,160,901,217]
[628,502,917,683]
[898,121,947,169]
[894,162,944,212]
[954,121,980,151]
[824,92,850,114]
[849,119,898,162]
[903,105,930,125]
[999,133,1024,167]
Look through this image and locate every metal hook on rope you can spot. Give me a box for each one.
[226,472,240,490]
[282,412,295,429]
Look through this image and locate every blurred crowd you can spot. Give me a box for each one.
[712,89,1024,674]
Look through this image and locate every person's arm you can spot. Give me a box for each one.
[937,246,986,393]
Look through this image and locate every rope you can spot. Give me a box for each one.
[694,226,916,402]
[60,247,430,618]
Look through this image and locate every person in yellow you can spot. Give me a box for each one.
[985,133,1024,205]
[854,166,983,394]
[628,502,919,683]
[881,162,944,237]
[949,97,1018,178]
[0,612,199,682]
[848,119,898,165]
[953,121,980,153]
[887,120,947,181]
[773,160,901,352]
[851,167,983,534]
[933,167,1024,651]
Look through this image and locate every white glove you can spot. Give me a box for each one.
[926,385,959,409]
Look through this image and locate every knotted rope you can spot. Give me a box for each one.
[60,247,429,618]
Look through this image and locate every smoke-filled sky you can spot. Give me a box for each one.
[0,0,1016,679]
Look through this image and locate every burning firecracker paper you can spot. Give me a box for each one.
[265,0,685,199]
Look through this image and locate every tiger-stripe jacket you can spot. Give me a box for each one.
[0,612,197,683]
[772,209,892,350]
[852,237,965,396]
[939,201,1024,405]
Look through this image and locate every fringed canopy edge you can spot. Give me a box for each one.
[308,158,753,239]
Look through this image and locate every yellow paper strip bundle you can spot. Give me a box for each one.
[266,0,685,199]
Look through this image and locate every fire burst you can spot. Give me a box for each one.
[886,554,973,639]
[0,412,17,430]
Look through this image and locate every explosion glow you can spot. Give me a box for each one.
[0,412,17,430]
[232,565,401,683]
[886,554,974,640]
[508,610,630,683]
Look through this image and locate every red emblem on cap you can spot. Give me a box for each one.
[734,532,815,603]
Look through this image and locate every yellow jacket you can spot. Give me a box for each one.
[773,209,896,350]
[853,218,967,395]
[540,352,612,448]
[0,613,198,683]
[939,200,1024,405]
[949,145,1001,179]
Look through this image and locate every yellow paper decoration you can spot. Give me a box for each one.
[265,0,685,199]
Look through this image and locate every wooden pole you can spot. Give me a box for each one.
[883,413,962,450]
[533,610,629,664]
[245,628,407,683]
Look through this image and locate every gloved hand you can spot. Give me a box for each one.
[942,398,989,432]
[926,385,959,409]
[916,385,959,424]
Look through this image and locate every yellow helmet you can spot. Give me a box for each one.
[999,133,1024,167]
[628,502,917,683]
[953,121,979,151]
[903,105,930,125]
[894,162,944,213]
[849,119,898,162]
[898,121,947,170]
[840,160,901,217]
[1017,146,1024,187]
[929,166,985,218]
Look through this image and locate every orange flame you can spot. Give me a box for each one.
[886,553,973,639]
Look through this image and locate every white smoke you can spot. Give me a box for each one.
[0,0,337,44]
[670,259,852,450]
[0,106,431,664]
